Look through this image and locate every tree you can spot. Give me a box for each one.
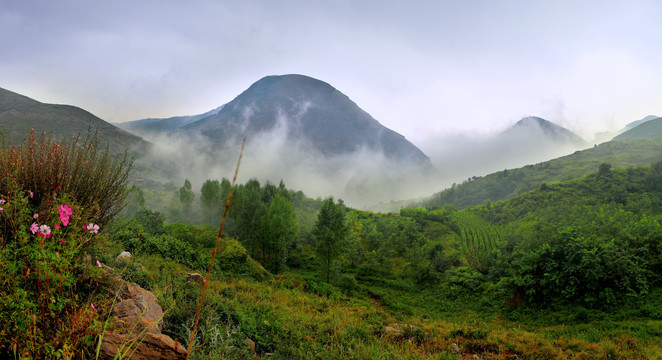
[264,193,299,274]
[200,179,222,224]
[179,179,194,217]
[313,197,349,283]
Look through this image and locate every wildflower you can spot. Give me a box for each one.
[59,204,72,226]
[37,224,52,237]
[0,199,5,204]
[54,224,60,230]
[87,223,100,234]
[96,260,102,268]
[30,192,33,198]
[90,303,96,310]
[30,222,39,234]
[33,213,38,219]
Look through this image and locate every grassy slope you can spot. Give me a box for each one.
[420,138,662,210]
[614,117,662,140]
[0,87,149,155]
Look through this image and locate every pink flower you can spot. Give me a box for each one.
[0,199,5,204]
[87,223,100,234]
[33,213,38,219]
[30,192,33,198]
[37,224,52,238]
[54,224,61,230]
[90,303,96,310]
[30,222,39,234]
[96,260,102,268]
[59,204,72,226]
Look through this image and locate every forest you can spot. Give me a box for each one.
[1,132,661,359]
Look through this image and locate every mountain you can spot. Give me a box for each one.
[0,87,149,154]
[179,74,430,165]
[613,117,662,141]
[418,137,662,210]
[117,105,224,135]
[503,116,587,147]
[594,115,660,143]
[623,115,660,131]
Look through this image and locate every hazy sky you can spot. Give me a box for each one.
[2,0,661,144]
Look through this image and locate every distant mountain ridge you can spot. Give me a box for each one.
[118,105,224,134]
[614,117,662,141]
[0,87,149,154]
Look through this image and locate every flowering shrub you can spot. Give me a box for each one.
[0,160,115,358]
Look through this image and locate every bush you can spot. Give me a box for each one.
[0,181,107,358]
[0,129,132,226]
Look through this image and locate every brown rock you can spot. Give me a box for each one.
[99,332,186,360]
[99,280,187,359]
[114,282,164,334]
[186,272,206,286]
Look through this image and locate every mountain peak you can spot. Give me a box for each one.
[182,74,430,165]
[506,116,586,146]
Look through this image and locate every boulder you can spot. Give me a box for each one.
[99,332,187,360]
[98,275,187,359]
[186,272,206,286]
[114,251,132,266]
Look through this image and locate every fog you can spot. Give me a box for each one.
[131,114,443,211]
[419,127,590,186]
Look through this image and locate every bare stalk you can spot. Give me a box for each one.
[186,137,245,359]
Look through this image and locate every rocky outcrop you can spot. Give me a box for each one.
[98,267,187,360]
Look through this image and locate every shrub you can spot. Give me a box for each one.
[0,129,132,225]
[0,181,107,358]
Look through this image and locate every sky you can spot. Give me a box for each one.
[1,0,661,146]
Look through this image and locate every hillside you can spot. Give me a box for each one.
[613,117,662,141]
[117,105,224,135]
[179,74,430,165]
[419,138,662,209]
[0,87,149,154]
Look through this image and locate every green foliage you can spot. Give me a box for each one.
[0,129,132,225]
[263,193,299,274]
[314,197,349,283]
[420,138,662,210]
[0,179,107,358]
[179,178,194,216]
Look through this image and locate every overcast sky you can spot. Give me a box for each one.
[2,0,661,144]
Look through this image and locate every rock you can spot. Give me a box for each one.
[246,337,256,355]
[384,323,418,336]
[99,332,186,360]
[114,251,132,266]
[186,272,206,286]
[98,278,187,359]
[113,282,164,333]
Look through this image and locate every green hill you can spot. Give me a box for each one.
[0,87,150,154]
[418,138,662,209]
[613,117,662,141]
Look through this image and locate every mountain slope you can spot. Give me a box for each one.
[613,117,662,141]
[117,105,224,135]
[180,74,430,165]
[418,138,662,210]
[0,87,149,154]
